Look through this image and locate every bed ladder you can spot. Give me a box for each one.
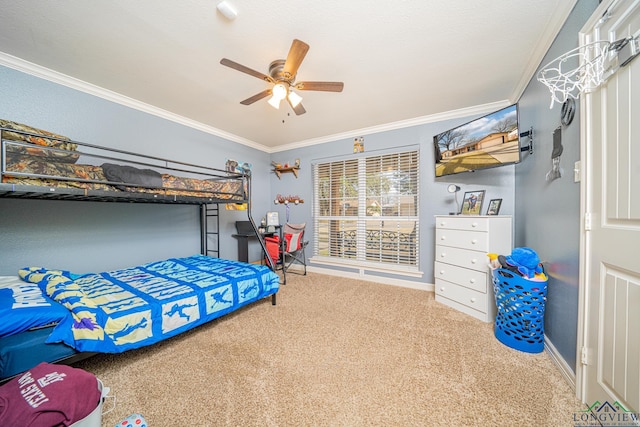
[201,203,220,258]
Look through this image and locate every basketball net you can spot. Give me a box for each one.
[537,41,610,108]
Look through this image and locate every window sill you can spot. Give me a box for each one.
[309,256,423,278]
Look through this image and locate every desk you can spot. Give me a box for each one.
[232,233,256,263]
[232,225,281,263]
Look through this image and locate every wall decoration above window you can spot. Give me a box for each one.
[353,137,364,153]
[272,161,299,179]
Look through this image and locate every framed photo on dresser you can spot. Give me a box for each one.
[461,190,485,215]
[486,199,502,215]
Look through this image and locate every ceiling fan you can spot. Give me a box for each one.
[220,39,344,115]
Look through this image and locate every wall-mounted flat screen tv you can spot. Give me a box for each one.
[434,104,521,177]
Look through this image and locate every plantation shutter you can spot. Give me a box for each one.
[313,150,419,271]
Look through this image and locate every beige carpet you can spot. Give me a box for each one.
[76,272,586,426]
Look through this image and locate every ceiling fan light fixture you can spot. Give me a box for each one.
[220,38,343,115]
[268,83,288,109]
[287,90,303,107]
[268,96,281,109]
[272,83,287,99]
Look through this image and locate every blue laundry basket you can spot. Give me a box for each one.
[492,268,548,353]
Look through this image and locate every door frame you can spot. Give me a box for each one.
[576,0,639,402]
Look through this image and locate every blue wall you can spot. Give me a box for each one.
[0,65,273,274]
[515,0,599,373]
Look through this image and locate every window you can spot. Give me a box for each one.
[312,150,419,272]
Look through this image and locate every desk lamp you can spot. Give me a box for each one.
[447,184,461,215]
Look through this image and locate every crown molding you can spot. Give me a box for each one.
[270,99,513,153]
[0,52,272,152]
[1,52,514,155]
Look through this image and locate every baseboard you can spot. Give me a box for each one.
[544,336,576,392]
[306,265,433,291]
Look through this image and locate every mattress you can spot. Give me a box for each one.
[3,154,243,200]
[18,255,280,353]
[0,326,77,381]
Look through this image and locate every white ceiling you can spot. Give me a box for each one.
[0,1,576,153]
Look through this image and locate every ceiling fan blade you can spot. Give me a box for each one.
[287,98,306,115]
[240,89,272,105]
[295,81,344,92]
[282,39,310,79]
[220,58,274,83]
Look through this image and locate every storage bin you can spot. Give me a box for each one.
[492,268,548,353]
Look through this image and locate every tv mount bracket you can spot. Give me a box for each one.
[520,127,534,155]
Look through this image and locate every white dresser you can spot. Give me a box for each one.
[434,215,512,322]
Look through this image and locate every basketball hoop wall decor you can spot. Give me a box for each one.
[537,41,610,109]
[538,36,639,109]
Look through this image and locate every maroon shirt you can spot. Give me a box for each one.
[0,362,101,426]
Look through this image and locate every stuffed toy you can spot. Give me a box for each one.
[500,247,545,279]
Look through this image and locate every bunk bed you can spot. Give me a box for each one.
[0,120,279,382]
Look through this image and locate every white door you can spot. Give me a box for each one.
[579,0,640,411]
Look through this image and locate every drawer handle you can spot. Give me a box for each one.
[440,252,446,258]
[440,221,446,227]
[472,222,478,228]
[469,278,475,284]
[471,239,477,244]
[440,236,446,240]
[440,287,445,292]
[471,258,477,264]
[440,270,445,275]
[470,297,476,303]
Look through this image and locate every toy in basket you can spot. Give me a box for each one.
[490,247,548,353]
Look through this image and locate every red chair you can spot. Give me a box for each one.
[264,223,307,284]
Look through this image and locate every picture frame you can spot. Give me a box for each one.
[486,199,502,216]
[461,190,485,215]
[266,211,280,226]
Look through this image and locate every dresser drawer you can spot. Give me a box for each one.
[434,261,487,293]
[433,215,511,323]
[435,228,488,251]
[435,216,488,232]
[435,279,489,314]
[435,245,488,272]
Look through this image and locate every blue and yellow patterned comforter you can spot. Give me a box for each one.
[18,255,279,353]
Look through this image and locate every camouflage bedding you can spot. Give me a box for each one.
[0,119,79,164]
[2,156,243,200]
[1,119,244,201]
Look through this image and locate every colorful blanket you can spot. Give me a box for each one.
[19,255,279,353]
